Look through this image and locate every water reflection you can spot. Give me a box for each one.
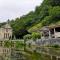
[0,44,60,60]
[0,47,26,60]
[11,48,27,60]
[25,45,60,60]
[36,47,60,56]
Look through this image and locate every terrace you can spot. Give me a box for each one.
[40,25,60,39]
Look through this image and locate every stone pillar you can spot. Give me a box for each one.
[2,41,4,47]
[51,56,52,60]
[49,30,51,39]
[9,35,12,40]
[56,56,58,60]
[54,28,56,38]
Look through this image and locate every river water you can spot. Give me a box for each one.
[0,47,60,60]
[10,47,60,60]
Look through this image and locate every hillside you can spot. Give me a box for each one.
[29,0,60,32]
[1,0,60,38]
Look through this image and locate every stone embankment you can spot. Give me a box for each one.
[36,38,60,46]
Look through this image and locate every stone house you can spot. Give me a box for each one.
[0,23,12,40]
[40,25,60,39]
[0,47,11,60]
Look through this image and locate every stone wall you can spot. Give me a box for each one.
[36,38,60,46]
[0,24,12,40]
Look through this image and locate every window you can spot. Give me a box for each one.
[6,28,8,32]
[6,33,7,38]
[8,33,9,38]
[4,33,5,38]
[0,41,2,46]
[55,27,60,32]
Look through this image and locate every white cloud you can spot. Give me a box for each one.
[0,0,43,22]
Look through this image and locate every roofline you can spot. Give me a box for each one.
[48,25,60,29]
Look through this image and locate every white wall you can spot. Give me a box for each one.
[55,32,60,38]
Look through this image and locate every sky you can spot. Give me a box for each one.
[0,0,43,22]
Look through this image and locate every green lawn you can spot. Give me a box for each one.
[4,40,24,49]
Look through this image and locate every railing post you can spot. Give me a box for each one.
[54,28,56,38]
[49,30,51,39]
[51,56,52,60]
[56,56,58,60]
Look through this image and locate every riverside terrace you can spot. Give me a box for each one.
[36,38,60,46]
[35,25,60,46]
[40,25,60,39]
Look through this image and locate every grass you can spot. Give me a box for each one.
[25,51,51,60]
[24,49,51,60]
[3,40,24,49]
[15,41,24,49]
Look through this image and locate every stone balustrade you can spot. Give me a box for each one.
[36,38,60,46]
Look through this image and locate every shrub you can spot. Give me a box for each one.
[52,44,60,48]
[23,34,32,40]
[31,32,41,41]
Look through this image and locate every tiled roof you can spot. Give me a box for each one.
[1,23,12,29]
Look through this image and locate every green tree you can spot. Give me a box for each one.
[32,32,41,41]
[23,34,32,40]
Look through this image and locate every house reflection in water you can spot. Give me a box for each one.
[40,25,60,39]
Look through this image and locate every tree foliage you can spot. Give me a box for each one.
[31,32,41,40]
[23,34,32,40]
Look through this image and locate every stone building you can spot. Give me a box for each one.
[0,47,11,60]
[40,25,60,39]
[0,23,12,40]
